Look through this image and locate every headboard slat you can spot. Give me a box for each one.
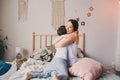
[45,35,47,47]
[32,32,35,53]
[50,35,52,46]
[39,35,41,48]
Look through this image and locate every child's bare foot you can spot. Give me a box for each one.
[52,75,59,80]
[21,72,30,80]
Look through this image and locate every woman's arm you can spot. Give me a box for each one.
[52,36,65,45]
[55,32,79,47]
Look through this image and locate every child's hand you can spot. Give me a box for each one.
[62,34,68,38]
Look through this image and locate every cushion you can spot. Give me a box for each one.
[69,57,105,80]
[0,60,11,75]
[32,45,56,62]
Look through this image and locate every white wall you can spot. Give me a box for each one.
[0,0,118,67]
[83,0,118,66]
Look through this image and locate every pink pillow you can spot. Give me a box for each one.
[69,57,105,80]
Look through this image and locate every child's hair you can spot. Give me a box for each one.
[57,25,67,36]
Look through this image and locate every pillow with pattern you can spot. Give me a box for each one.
[32,45,56,62]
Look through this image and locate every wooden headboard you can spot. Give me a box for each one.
[32,32,85,55]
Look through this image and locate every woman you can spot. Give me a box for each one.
[53,19,79,66]
[53,19,79,47]
[52,19,79,80]
[21,19,79,80]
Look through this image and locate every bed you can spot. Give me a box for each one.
[7,32,120,80]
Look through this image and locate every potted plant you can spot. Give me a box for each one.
[0,34,8,60]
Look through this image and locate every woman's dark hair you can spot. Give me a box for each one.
[57,25,67,36]
[68,19,79,31]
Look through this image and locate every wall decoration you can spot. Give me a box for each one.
[18,0,28,21]
[87,6,94,17]
[77,6,94,26]
[76,17,80,22]
[51,0,65,30]
[89,6,94,11]
[87,12,91,17]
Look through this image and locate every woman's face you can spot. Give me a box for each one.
[66,21,74,34]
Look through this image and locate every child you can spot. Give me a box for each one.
[21,25,67,80]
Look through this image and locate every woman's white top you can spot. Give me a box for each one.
[67,44,78,66]
[54,43,78,66]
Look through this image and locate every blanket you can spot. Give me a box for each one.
[8,58,120,80]
[8,58,68,80]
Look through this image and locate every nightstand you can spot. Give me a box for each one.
[14,53,26,69]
